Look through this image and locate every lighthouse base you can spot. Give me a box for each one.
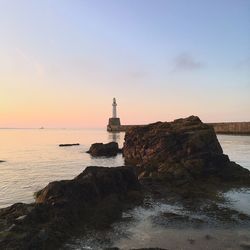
[107,118,121,132]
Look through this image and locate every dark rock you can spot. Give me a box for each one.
[205,234,213,240]
[131,248,168,250]
[105,249,168,250]
[152,211,205,228]
[187,239,195,244]
[201,202,250,223]
[123,116,250,185]
[59,143,80,147]
[36,166,140,204]
[161,212,190,221]
[104,248,120,250]
[87,142,120,157]
[0,203,34,229]
[240,242,250,250]
[0,160,5,163]
[0,166,141,250]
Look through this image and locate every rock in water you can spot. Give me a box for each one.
[59,143,80,147]
[35,166,140,204]
[123,116,250,185]
[87,142,120,157]
[0,166,141,250]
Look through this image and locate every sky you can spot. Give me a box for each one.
[0,0,249,128]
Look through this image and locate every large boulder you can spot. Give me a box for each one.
[35,166,140,204]
[87,142,120,157]
[123,116,250,185]
[0,166,141,250]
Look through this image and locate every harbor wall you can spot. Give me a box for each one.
[207,122,250,135]
[108,122,250,135]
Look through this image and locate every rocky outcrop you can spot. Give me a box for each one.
[87,142,121,157]
[104,248,167,250]
[0,166,141,250]
[123,116,250,185]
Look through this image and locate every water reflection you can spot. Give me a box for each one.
[108,132,121,144]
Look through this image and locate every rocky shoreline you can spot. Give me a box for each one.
[1,116,250,249]
[1,171,250,250]
[63,178,250,250]
[0,167,142,250]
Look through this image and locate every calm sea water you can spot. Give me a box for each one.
[0,130,249,208]
[0,129,125,208]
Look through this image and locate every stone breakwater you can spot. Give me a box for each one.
[208,122,250,135]
[108,121,250,135]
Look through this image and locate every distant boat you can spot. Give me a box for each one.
[39,127,44,129]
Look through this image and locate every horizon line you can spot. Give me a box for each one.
[1,119,250,130]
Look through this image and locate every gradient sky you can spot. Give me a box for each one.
[0,0,249,128]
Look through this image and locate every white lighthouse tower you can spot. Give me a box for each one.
[112,98,117,118]
[107,97,121,132]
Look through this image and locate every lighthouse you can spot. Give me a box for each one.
[112,98,117,118]
[107,97,121,132]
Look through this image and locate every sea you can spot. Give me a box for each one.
[0,129,250,249]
